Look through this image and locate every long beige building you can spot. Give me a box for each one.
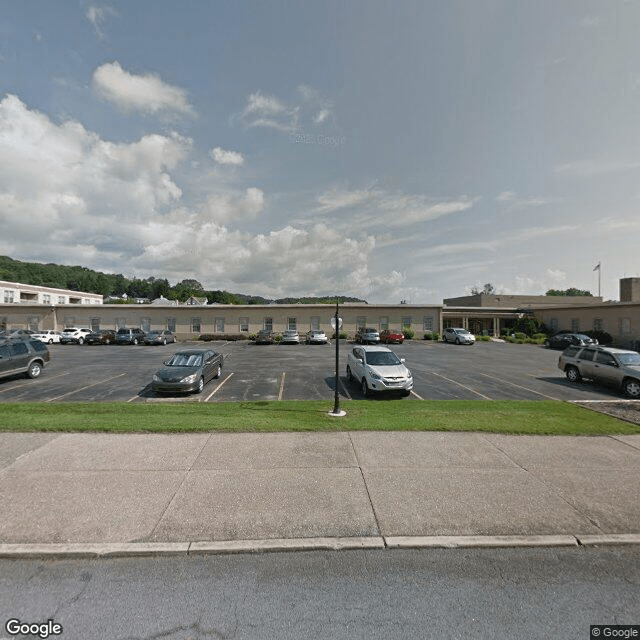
[2,277,640,347]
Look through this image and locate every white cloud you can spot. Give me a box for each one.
[210,147,245,166]
[92,62,195,117]
[86,4,118,40]
[314,187,478,229]
[239,91,298,132]
[496,191,553,207]
[555,159,640,177]
[238,85,335,134]
[201,187,264,223]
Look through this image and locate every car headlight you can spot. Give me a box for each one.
[407,370,412,378]
[153,374,161,382]
[368,369,381,380]
[182,373,197,383]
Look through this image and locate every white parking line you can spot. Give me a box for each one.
[427,372,493,400]
[278,372,286,400]
[204,372,234,402]
[476,372,561,401]
[0,371,71,393]
[45,373,127,402]
[410,389,424,400]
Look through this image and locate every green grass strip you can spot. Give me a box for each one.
[0,400,637,435]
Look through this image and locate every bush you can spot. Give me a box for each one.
[476,335,491,341]
[432,332,441,341]
[274,334,282,343]
[514,332,527,341]
[423,332,434,340]
[403,328,415,340]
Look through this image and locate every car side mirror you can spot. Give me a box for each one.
[401,358,406,363]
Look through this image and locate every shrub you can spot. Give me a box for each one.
[423,332,433,340]
[274,334,282,343]
[199,333,249,342]
[476,335,491,341]
[432,332,441,341]
[514,332,527,341]
[403,328,415,340]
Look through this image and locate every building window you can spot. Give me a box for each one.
[310,316,320,331]
[549,318,558,332]
[570,318,579,332]
[239,317,249,332]
[42,294,51,304]
[620,318,631,335]
[423,316,434,332]
[214,317,225,332]
[191,318,201,333]
[264,317,273,331]
[3,290,15,303]
[58,296,66,304]
[356,316,366,329]
[90,318,100,331]
[141,317,151,332]
[287,317,297,330]
[167,318,176,332]
[379,316,389,330]
[593,318,603,332]
[402,316,412,329]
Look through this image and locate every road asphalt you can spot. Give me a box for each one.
[1,430,639,557]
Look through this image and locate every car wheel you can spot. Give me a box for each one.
[78,337,84,345]
[214,365,221,379]
[162,338,167,345]
[133,338,138,345]
[455,337,461,345]
[196,377,204,394]
[27,362,41,379]
[565,366,582,383]
[105,339,110,344]
[623,378,640,398]
[48,339,53,344]
[361,377,369,397]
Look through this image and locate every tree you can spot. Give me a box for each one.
[471,283,496,295]
[545,288,593,297]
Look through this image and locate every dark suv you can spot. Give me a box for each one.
[0,338,50,381]
[115,328,147,345]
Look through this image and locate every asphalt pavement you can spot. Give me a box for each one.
[1,430,639,557]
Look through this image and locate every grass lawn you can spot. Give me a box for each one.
[0,399,637,435]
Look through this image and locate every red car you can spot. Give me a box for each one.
[379,329,404,344]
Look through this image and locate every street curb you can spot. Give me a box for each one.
[2,534,640,559]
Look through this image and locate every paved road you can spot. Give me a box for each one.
[2,547,639,640]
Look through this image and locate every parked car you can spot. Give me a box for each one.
[0,337,50,380]
[305,330,328,344]
[144,330,175,345]
[152,348,223,394]
[0,329,35,338]
[346,345,413,397]
[379,329,404,344]
[31,330,63,344]
[443,327,475,345]
[355,327,380,344]
[85,329,117,345]
[558,345,640,398]
[59,328,92,345]
[545,332,597,350]
[255,329,275,344]
[281,329,300,344]
[115,328,147,345]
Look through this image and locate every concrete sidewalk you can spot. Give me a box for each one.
[1,431,639,556]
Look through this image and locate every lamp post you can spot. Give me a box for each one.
[329,299,346,417]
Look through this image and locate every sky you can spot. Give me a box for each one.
[2,1,640,303]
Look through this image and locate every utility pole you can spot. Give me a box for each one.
[329,299,346,417]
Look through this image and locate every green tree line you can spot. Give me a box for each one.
[0,256,365,305]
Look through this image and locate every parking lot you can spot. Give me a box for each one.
[0,338,632,404]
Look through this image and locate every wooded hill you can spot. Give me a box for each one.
[0,256,366,305]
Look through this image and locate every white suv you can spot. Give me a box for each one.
[346,345,413,397]
[60,328,92,345]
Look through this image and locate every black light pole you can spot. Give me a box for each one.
[333,300,341,414]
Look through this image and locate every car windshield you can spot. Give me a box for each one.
[167,353,202,367]
[455,329,470,335]
[147,331,160,336]
[617,353,640,366]
[365,351,401,366]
